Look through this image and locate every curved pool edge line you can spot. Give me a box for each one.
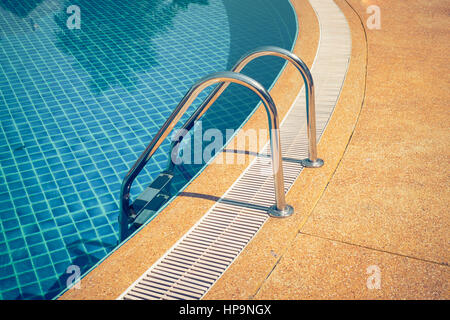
[57,0,316,300]
[204,0,368,299]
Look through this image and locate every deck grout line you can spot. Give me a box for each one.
[299,231,450,267]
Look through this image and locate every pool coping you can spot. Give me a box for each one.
[59,0,320,300]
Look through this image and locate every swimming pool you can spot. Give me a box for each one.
[0,0,296,299]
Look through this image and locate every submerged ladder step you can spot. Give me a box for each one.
[131,171,174,226]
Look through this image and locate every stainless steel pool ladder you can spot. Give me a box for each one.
[119,46,323,242]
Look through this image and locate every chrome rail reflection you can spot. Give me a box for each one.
[119,71,293,241]
[168,46,324,171]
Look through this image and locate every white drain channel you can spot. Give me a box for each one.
[119,0,351,300]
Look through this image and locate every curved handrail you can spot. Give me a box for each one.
[167,46,323,171]
[119,71,293,241]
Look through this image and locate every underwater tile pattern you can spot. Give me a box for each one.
[0,0,296,299]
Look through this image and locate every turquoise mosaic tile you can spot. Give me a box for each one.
[0,0,296,299]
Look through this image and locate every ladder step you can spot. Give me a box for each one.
[132,172,174,226]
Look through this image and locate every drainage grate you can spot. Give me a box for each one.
[119,0,351,300]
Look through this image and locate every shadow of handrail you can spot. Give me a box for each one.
[222,148,306,165]
[179,191,270,212]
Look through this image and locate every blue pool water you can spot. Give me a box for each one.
[0,0,296,299]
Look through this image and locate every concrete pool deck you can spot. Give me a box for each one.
[60,0,449,299]
[206,0,449,299]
